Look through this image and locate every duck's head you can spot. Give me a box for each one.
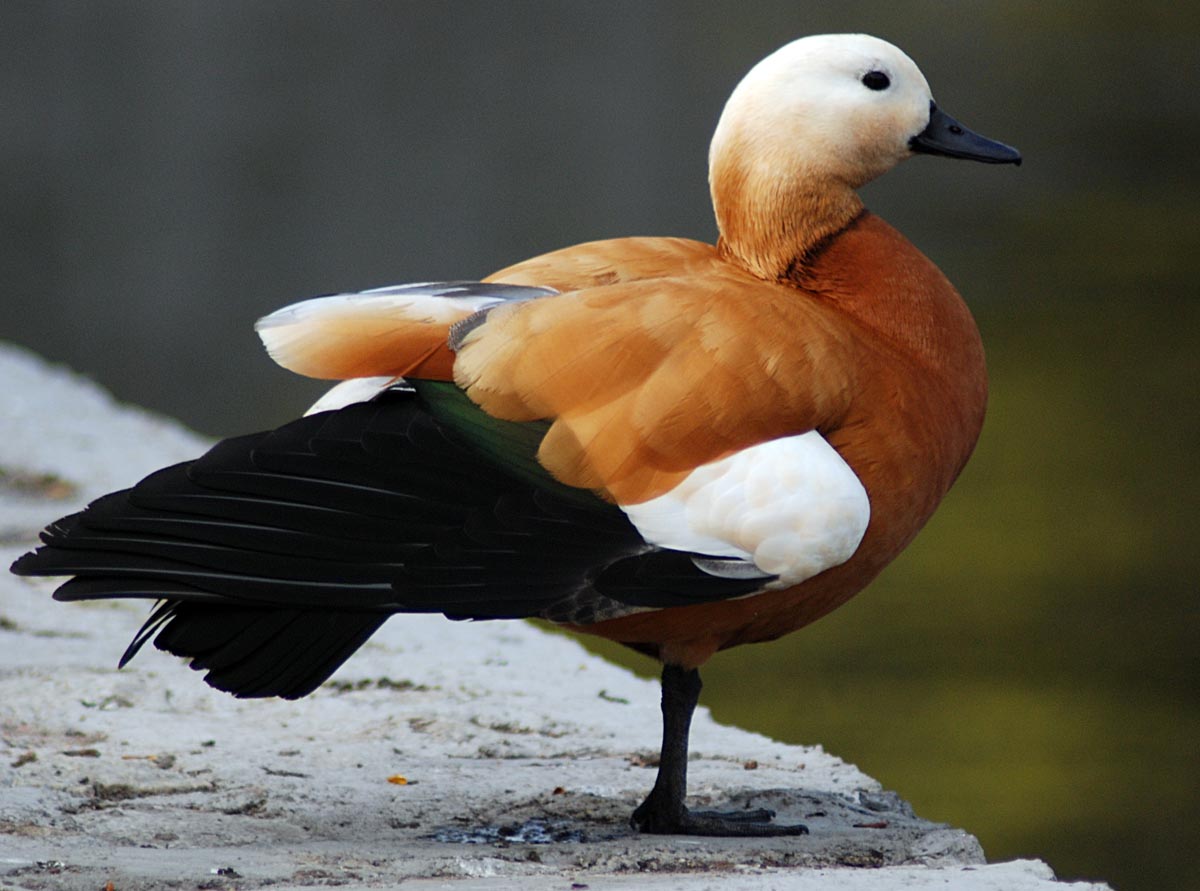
[710,34,1020,278]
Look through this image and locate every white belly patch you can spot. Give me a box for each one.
[620,432,870,587]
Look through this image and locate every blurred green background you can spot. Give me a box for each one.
[2,4,1196,889]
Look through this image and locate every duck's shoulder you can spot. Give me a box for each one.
[457,240,863,504]
[485,236,726,291]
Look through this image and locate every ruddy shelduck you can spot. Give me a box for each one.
[13,34,1020,835]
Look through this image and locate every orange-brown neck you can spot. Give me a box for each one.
[710,150,865,281]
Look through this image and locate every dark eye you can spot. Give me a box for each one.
[861,70,890,91]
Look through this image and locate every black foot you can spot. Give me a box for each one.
[632,664,810,837]
[631,799,808,837]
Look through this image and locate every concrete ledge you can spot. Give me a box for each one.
[0,343,1111,890]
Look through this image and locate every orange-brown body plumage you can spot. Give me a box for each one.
[481,212,987,666]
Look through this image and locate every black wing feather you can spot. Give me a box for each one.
[11,385,770,698]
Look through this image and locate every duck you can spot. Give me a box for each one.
[11,33,1020,837]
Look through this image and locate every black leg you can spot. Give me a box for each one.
[630,663,808,836]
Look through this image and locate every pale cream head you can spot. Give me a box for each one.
[711,33,934,190]
[709,34,936,277]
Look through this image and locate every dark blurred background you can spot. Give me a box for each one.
[3,4,1196,888]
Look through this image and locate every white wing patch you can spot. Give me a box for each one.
[621,432,870,587]
[254,282,557,379]
[257,283,511,331]
[255,284,508,370]
[305,376,400,416]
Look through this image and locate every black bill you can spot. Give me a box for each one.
[910,101,1022,165]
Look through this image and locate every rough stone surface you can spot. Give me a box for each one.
[0,343,1112,890]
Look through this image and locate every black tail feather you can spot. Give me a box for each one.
[137,602,387,699]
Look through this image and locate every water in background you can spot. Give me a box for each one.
[3,5,1196,889]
